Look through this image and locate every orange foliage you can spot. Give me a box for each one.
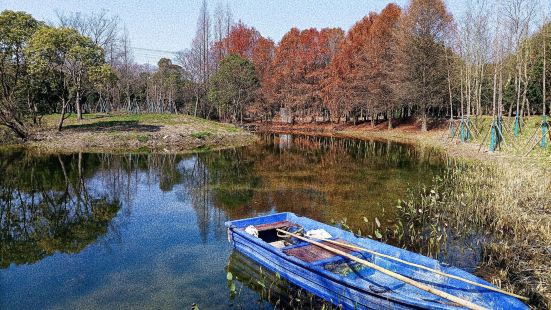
[212,1,453,125]
[321,4,402,123]
[214,21,275,76]
[266,27,344,120]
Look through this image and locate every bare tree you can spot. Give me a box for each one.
[213,2,225,67]
[175,0,216,118]
[458,0,491,119]
[503,0,537,130]
[57,10,120,65]
[116,27,136,112]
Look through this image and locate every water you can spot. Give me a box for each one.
[0,134,445,309]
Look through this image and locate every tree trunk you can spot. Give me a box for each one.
[194,95,199,117]
[76,90,82,120]
[421,108,428,132]
[58,99,67,131]
[370,113,375,127]
[2,119,28,140]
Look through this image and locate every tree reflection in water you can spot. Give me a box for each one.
[0,151,121,268]
[189,133,444,233]
[0,134,446,309]
[1,134,443,269]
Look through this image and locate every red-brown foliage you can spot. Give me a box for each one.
[266,27,344,121]
[322,4,401,124]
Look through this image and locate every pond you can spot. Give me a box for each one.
[0,134,447,309]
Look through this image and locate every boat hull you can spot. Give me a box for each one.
[225,212,528,310]
[230,228,415,309]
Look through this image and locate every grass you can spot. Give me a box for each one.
[21,113,255,153]
[449,115,551,158]
[40,113,244,132]
[191,131,212,139]
[136,134,150,142]
[0,126,15,143]
[325,117,551,308]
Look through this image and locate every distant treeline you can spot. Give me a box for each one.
[0,0,549,139]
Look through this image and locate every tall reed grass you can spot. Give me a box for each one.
[394,161,551,308]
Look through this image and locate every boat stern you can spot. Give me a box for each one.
[225,212,296,243]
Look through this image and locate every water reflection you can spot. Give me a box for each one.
[0,134,444,309]
[0,152,121,268]
[1,135,444,268]
[226,251,334,309]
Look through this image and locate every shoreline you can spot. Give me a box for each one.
[256,121,551,166]
[1,113,257,154]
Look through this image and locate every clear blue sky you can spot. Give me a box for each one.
[1,0,466,65]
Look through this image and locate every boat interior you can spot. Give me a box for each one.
[250,220,375,278]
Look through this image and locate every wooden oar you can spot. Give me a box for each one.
[277,229,487,310]
[311,237,529,301]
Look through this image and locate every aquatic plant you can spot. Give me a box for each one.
[390,161,551,308]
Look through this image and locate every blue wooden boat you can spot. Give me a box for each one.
[225,212,528,310]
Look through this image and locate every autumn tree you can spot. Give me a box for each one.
[213,21,275,119]
[323,13,376,124]
[397,0,454,131]
[213,21,275,83]
[366,4,402,128]
[269,27,343,123]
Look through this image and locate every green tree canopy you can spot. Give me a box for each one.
[25,26,105,130]
[0,10,41,138]
[208,54,259,123]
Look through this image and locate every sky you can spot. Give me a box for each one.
[1,0,467,65]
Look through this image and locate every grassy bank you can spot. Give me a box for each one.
[259,117,551,308]
[261,116,551,161]
[8,113,256,153]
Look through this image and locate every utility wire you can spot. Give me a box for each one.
[131,47,180,55]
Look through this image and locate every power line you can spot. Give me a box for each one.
[131,47,180,55]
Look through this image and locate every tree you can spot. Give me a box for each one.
[25,26,104,130]
[89,63,118,112]
[208,54,259,123]
[212,1,233,68]
[176,0,213,119]
[268,27,343,122]
[252,37,275,81]
[323,14,375,123]
[0,10,41,139]
[366,4,402,128]
[504,0,538,128]
[144,58,190,113]
[57,9,120,65]
[397,0,454,131]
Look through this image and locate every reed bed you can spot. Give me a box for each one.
[393,161,551,308]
